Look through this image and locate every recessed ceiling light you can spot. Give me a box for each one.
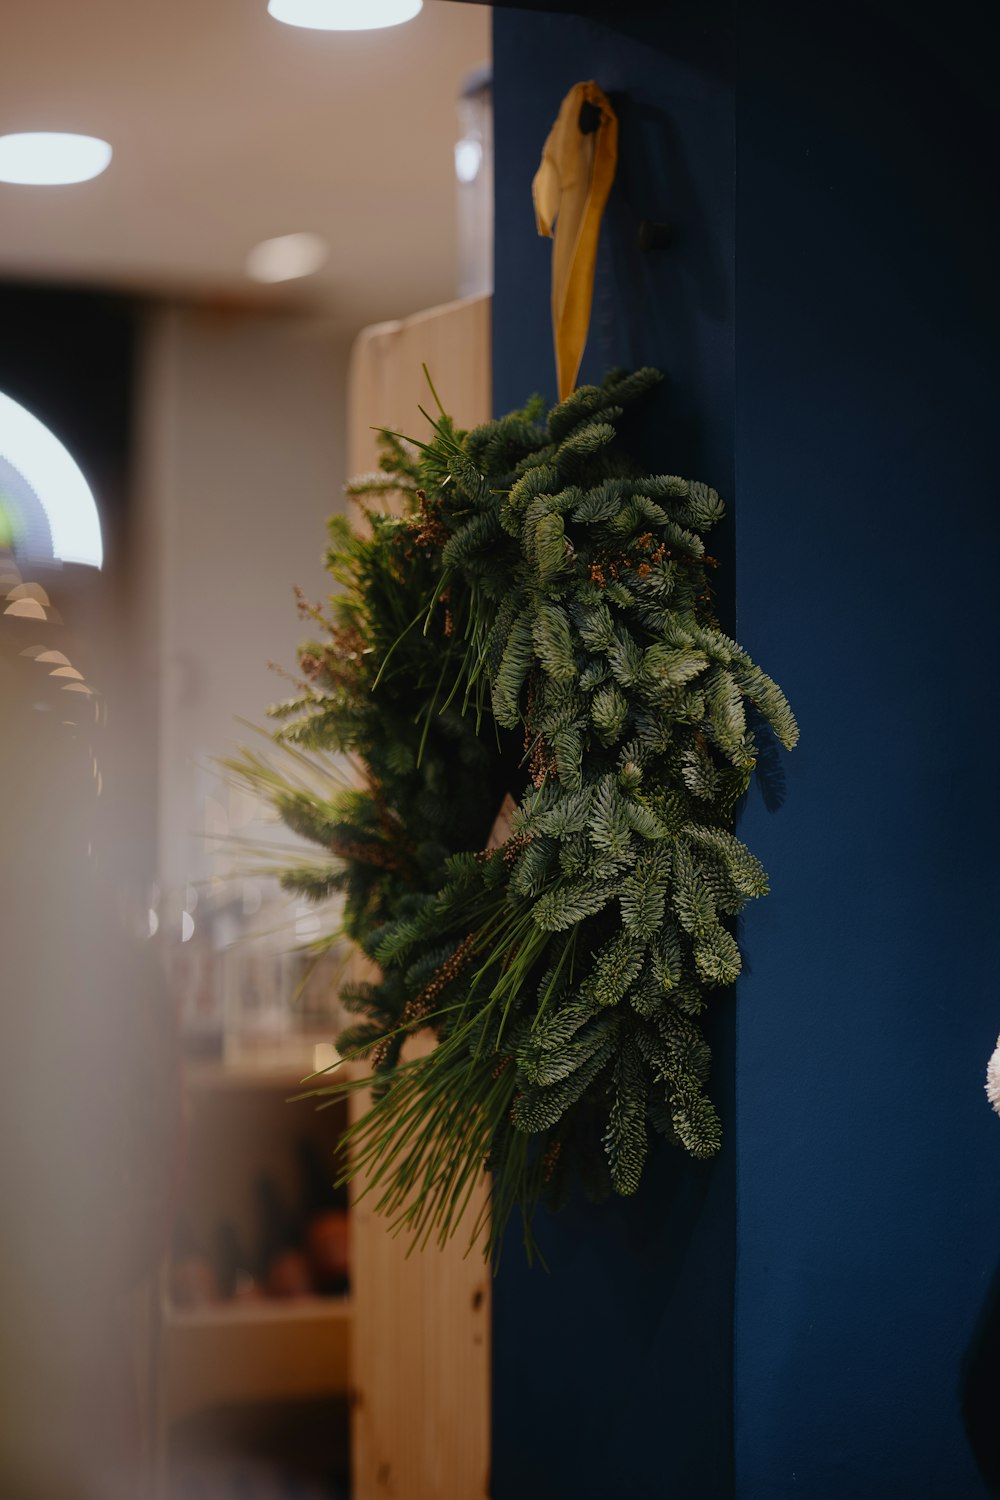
[267,0,422,31]
[0,133,111,186]
[246,231,329,284]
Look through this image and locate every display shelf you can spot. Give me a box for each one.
[163,1293,352,1329]
[180,1035,351,1094]
[156,1042,354,1471]
[160,1290,351,1428]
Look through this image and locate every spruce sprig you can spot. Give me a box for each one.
[228,368,796,1260]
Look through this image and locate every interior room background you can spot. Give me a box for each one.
[1,1,998,1498]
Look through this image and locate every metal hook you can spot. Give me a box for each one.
[578,100,602,135]
[638,219,673,253]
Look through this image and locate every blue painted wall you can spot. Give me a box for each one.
[491,10,738,1499]
[733,2,1000,1495]
[490,1,1000,1497]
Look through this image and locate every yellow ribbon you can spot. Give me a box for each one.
[532,81,619,403]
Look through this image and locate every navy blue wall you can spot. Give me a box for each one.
[733,2,1000,1496]
[490,1,1000,1497]
[491,10,738,1500]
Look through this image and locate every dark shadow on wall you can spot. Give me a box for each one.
[601,89,736,621]
[963,1256,1000,1497]
[587,88,735,476]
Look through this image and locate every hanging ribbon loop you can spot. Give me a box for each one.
[532,80,619,402]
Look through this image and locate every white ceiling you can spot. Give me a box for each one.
[0,0,490,330]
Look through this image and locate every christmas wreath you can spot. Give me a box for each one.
[232,368,796,1259]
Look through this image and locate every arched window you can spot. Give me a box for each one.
[0,390,103,569]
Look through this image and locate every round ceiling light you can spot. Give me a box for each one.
[0,133,112,186]
[246,231,329,284]
[267,0,422,30]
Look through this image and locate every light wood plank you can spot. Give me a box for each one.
[349,1061,491,1500]
[347,294,492,1500]
[347,294,491,509]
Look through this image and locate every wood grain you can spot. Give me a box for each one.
[347,294,493,1500]
[348,294,491,514]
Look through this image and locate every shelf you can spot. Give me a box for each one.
[159,1041,357,1435]
[181,1037,353,1094]
[164,1295,351,1329]
[160,1293,352,1425]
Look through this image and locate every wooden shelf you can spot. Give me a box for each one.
[158,1047,355,1442]
[164,1295,351,1330]
[180,1038,352,1094]
[160,1293,351,1426]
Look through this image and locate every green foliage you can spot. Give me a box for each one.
[604,1039,649,1194]
[231,367,796,1262]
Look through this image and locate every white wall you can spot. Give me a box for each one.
[138,306,349,894]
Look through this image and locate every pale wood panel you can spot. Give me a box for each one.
[347,295,492,1500]
[349,1064,491,1500]
[347,294,492,504]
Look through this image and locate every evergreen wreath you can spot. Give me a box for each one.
[230,367,797,1260]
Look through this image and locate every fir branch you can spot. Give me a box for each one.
[228,369,796,1260]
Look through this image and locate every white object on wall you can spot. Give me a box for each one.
[987,1036,1000,1117]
